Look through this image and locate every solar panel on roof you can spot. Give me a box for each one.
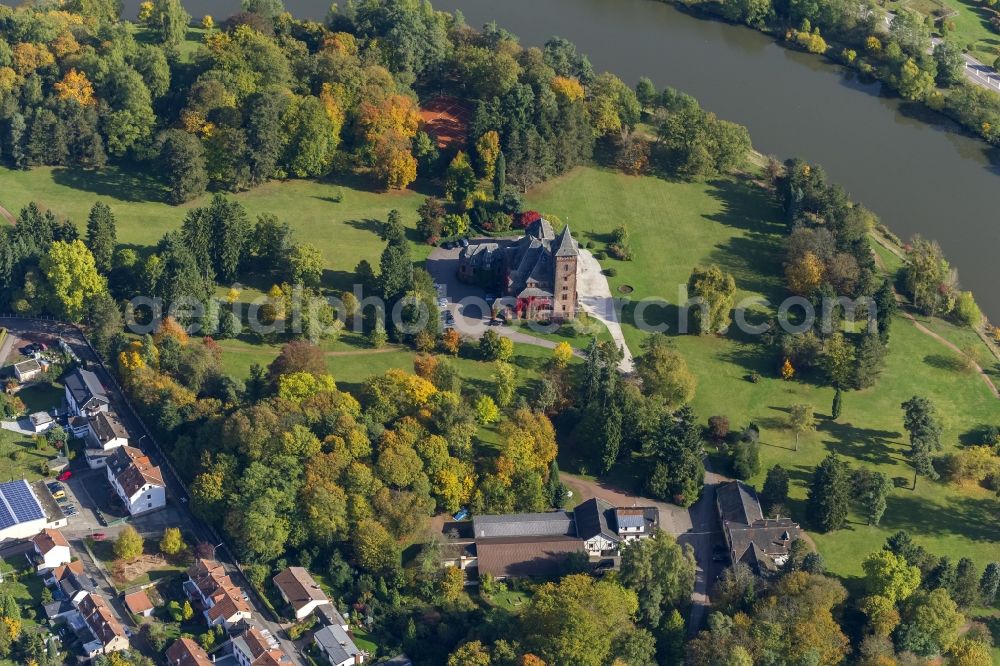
[0,480,44,523]
[0,499,14,530]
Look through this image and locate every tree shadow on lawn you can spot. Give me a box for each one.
[50,165,167,204]
[923,353,970,373]
[345,218,383,235]
[959,424,1000,446]
[705,234,785,305]
[703,178,786,236]
[816,419,903,466]
[878,492,1000,544]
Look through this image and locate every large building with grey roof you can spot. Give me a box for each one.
[716,480,802,577]
[457,218,579,321]
[457,497,659,579]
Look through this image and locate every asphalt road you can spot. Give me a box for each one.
[0,317,304,664]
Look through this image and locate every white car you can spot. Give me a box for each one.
[438,297,449,307]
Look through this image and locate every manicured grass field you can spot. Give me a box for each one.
[0,165,428,292]
[527,166,1000,579]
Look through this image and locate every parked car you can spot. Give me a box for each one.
[452,508,469,521]
[51,489,66,500]
[437,297,449,308]
[91,532,106,541]
[57,471,72,481]
[460,238,469,248]
[95,510,107,527]
[61,505,76,516]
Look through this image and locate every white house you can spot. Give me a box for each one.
[31,528,71,571]
[29,411,54,433]
[64,368,109,418]
[106,446,165,515]
[314,624,364,666]
[272,566,330,620]
[84,411,129,469]
[231,623,291,666]
[0,480,49,542]
[13,358,41,382]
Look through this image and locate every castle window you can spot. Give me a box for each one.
[562,294,568,300]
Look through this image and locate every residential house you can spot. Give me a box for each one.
[313,624,364,666]
[184,558,253,628]
[45,560,96,607]
[124,589,154,617]
[29,411,54,433]
[166,637,213,666]
[64,367,110,419]
[231,622,291,666]
[458,220,580,321]
[31,528,71,571]
[716,480,802,577]
[76,592,129,657]
[467,498,660,579]
[272,566,330,620]
[0,479,49,542]
[13,358,41,382]
[106,445,166,515]
[85,411,129,469]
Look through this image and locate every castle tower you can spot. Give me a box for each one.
[552,225,579,321]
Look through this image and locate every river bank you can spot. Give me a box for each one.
[655,0,1000,150]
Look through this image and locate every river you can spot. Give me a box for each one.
[138,0,1000,318]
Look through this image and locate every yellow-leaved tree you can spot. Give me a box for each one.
[39,240,107,322]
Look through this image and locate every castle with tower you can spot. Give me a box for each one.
[457,218,579,321]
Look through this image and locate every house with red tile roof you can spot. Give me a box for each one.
[184,558,253,628]
[165,637,213,665]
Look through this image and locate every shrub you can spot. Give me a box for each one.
[707,415,730,443]
[593,251,607,260]
[731,439,761,479]
[603,267,617,277]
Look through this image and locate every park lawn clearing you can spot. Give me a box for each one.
[526,166,1000,579]
[0,165,428,293]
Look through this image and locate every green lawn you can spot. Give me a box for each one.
[526,166,1000,579]
[0,165,428,293]
[0,428,57,481]
[888,0,1000,65]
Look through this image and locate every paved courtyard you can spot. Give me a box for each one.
[426,239,635,370]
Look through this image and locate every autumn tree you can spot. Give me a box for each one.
[786,251,824,295]
[53,69,96,106]
[521,575,642,666]
[40,240,108,322]
[159,527,186,556]
[635,334,696,408]
[475,131,501,180]
[686,265,736,334]
[114,526,144,561]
